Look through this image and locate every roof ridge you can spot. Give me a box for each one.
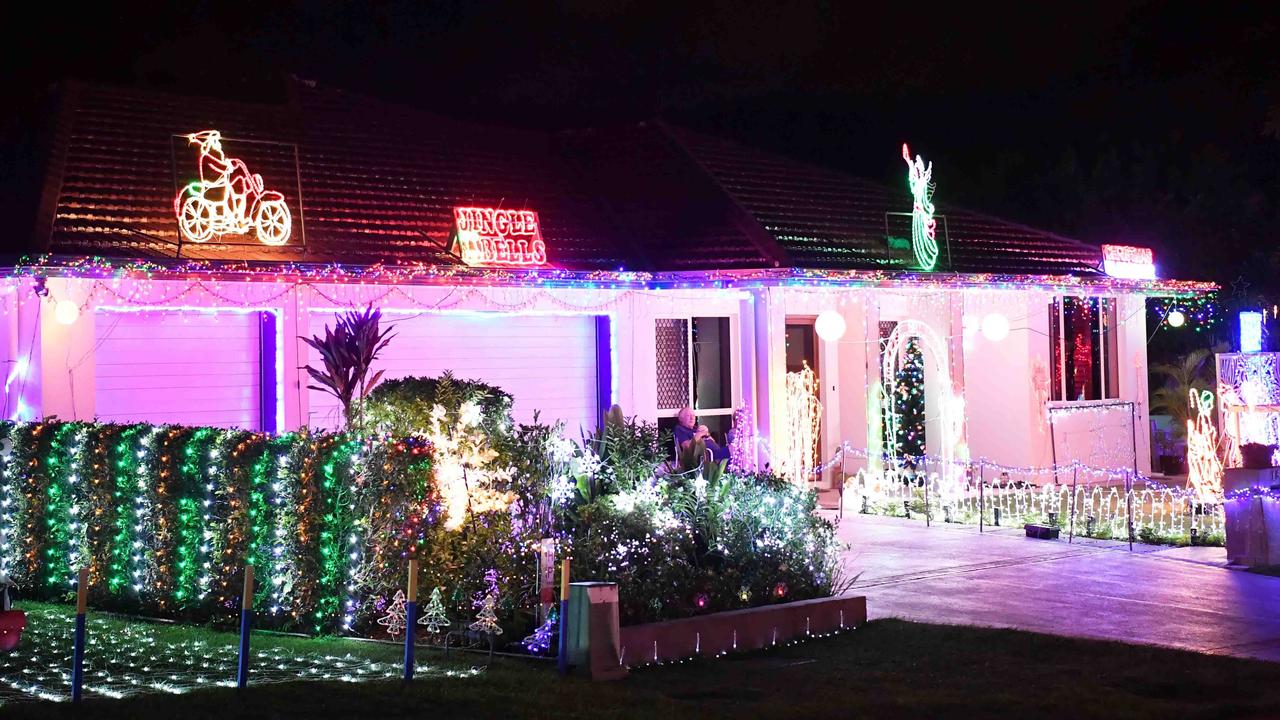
[653,120,791,268]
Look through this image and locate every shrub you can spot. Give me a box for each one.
[365,373,513,438]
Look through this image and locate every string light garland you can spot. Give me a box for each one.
[10,255,1214,298]
[1149,294,1219,332]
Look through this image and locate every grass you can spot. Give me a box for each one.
[3,602,1279,719]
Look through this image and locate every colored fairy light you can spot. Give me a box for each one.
[1240,311,1263,353]
[10,255,1216,300]
[814,310,847,342]
[1165,309,1186,328]
[451,207,548,267]
[1101,245,1156,280]
[901,143,940,271]
[174,130,292,247]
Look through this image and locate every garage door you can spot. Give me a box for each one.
[94,309,264,429]
[306,311,600,435]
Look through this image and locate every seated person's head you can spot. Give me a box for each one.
[677,406,696,429]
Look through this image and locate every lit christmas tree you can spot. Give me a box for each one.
[893,338,927,457]
[521,606,557,654]
[469,592,502,636]
[418,586,450,633]
[376,590,407,637]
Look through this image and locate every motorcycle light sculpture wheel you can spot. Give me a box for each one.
[179,195,215,243]
[254,199,292,246]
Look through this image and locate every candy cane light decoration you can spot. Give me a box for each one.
[1185,389,1223,502]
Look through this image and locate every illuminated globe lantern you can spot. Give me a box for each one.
[814,311,847,342]
[54,300,80,325]
[1166,310,1186,328]
[980,313,1010,342]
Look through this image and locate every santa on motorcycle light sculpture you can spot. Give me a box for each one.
[173,130,292,246]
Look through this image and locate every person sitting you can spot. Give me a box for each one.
[673,406,729,462]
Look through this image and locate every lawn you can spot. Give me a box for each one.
[3,602,1279,719]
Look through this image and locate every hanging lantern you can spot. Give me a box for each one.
[54,300,80,325]
[814,311,847,342]
[980,313,1009,342]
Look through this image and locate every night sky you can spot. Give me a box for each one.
[6,1,1278,292]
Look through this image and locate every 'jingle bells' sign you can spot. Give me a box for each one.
[451,207,548,267]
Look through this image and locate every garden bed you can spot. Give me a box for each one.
[619,594,867,666]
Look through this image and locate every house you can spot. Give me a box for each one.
[1,79,1213,485]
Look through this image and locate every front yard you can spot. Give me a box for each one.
[3,602,1278,719]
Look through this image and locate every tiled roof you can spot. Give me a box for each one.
[38,80,1106,276]
[41,80,621,268]
[661,124,1104,275]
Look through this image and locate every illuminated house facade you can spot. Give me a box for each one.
[3,80,1212,481]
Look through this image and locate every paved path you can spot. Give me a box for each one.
[835,513,1280,662]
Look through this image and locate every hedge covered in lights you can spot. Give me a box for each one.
[0,386,848,639]
[0,421,442,634]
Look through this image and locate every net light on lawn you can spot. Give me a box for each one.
[979,313,1009,342]
[1240,311,1263,353]
[54,300,80,325]
[814,311,847,342]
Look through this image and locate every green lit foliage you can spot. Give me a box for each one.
[0,420,422,634]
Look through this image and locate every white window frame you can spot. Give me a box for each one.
[655,315,738,420]
[1051,296,1119,402]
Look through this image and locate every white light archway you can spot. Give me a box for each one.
[881,319,966,496]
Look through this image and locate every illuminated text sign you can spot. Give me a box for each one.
[1101,244,1155,280]
[452,207,548,267]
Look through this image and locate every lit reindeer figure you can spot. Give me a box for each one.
[1185,389,1224,502]
[902,143,940,270]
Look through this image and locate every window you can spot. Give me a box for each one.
[655,317,734,441]
[1049,297,1119,401]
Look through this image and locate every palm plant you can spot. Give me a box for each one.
[1149,348,1215,440]
[302,306,395,434]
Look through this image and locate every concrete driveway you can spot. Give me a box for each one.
[834,513,1280,662]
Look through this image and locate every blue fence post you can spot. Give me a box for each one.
[404,559,418,682]
[71,567,88,704]
[557,559,570,675]
[237,565,254,690]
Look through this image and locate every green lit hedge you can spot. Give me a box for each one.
[0,421,424,634]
